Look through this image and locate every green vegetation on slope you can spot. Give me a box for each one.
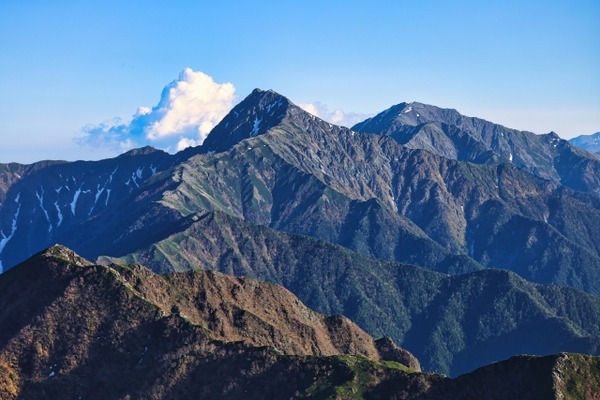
[101,211,600,376]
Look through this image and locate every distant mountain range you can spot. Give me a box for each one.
[2,88,600,384]
[1,246,599,399]
[570,132,600,154]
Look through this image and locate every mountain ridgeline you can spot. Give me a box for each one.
[2,88,600,382]
[570,132,600,155]
[354,102,600,193]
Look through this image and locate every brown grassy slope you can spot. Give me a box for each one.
[0,245,421,399]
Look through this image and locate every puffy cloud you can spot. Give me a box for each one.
[299,102,371,128]
[176,137,201,151]
[78,68,236,153]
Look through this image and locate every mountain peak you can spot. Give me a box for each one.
[353,101,463,134]
[118,145,165,158]
[569,131,600,155]
[200,89,292,153]
[39,244,93,267]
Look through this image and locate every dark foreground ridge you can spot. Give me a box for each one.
[1,246,599,399]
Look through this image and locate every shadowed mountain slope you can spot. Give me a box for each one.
[101,210,600,376]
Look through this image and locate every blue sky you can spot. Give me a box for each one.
[0,1,598,163]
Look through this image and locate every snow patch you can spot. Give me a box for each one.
[35,187,52,233]
[136,167,144,179]
[508,153,513,162]
[105,189,112,206]
[150,165,157,176]
[138,346,149,364]
[109,167,118,183]
[54,201,63,227]
[131,172,140,188]
[94,185,105,205]
[265,99,283,114]
[89,184,106,216]
[250,116,262,137]
[403,106,413,114]
[70,188,82,216]
[0,195,21,257]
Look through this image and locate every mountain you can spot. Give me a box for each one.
[0,245,421,399]
[100,210,600,376]
[570,132,600,155]
[4,90,600,296]
[443,353,600,400]
[353,102,600,194]
[4,88,600,378]
[120,89,600,295]
[0,147,177,271]
[2,246,599,400]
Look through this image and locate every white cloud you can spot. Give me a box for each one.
[176,137,201,151]
[78,68,236,153]
[299,101,371,128]
[145,68,236,141]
